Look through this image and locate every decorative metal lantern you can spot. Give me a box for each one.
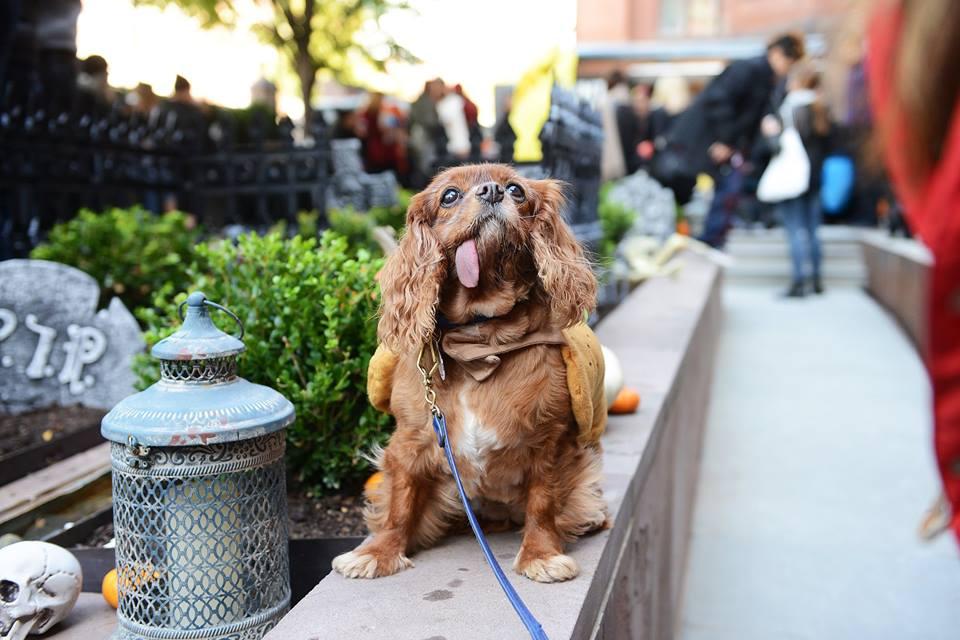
[102,292,294,640]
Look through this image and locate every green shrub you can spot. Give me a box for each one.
[598,183,636,266]
[369,188,412,232]
[31,207,201,313]
[296,210,320,239]
[136,231,391,492]
[326,188,411,255]
[326,206,380,254]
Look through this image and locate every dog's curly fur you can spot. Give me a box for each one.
[332,164,608,583]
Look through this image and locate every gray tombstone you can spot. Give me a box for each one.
[607,170,678,242]
[0,260,144,414]
[326,138,399,212]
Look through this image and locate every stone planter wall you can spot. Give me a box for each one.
[861,232,931,353]
[265,251,723,640]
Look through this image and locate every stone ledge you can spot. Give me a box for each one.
[861,231,931,351]
[265,251,723,640]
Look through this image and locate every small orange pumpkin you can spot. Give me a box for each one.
[609,387,640,414]
[102,569,119,609]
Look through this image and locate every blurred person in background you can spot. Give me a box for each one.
[763,63,832,298]
[250,77,277,113]
[870,0,960,541]
[126,82,161,139]
[171,74,196,106]
[169,73,204,122]
[357,91,408,176]
[616,83,669,175]
[408,78,445,185]
[162,75,206,152]
[495,93,517,163]
[130,82,159,117]
[437,82,471,161]
[454,83,482,160]
[650,75,691,129]
[332,109,359,139]
[75,54,115,114]
[358,91,390,171]
[656,33,806,247]
[601,70,630,181]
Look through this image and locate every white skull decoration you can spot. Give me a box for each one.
[0,542,82,640]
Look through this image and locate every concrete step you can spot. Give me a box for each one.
[724,225,867,286]
[725,260,866,286]
[725,241,863,260]
[727,225,866,244]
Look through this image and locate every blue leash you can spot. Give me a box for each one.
[431,410,549,640]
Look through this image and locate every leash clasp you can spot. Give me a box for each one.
[417,341,446,448]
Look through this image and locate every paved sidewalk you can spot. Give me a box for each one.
[678,284,960,640]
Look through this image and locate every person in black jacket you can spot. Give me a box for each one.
[616,84,670,175]
[656,33,806,248]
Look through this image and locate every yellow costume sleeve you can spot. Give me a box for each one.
[367,345,399,414]
[561,323,607,447]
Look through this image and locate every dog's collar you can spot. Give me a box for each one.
[435,304,567,382]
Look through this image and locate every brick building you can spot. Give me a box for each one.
[577,0,848,79]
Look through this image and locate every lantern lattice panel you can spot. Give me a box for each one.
[110,432,289,640]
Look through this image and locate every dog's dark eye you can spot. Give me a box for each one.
[506,183,525,201]
[441,188,461,207]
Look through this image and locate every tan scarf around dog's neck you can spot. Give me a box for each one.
[438,305,566,382]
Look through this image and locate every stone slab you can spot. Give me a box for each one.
[46,593,117,639]
[264,252,723,640]
[860,231,931,351]
[0,260,144,414]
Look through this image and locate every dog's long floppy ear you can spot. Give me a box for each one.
[529,179,597,327]
[377,191,446,354]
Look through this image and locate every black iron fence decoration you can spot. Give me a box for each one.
[1,85,602,258]
[0,98,331,258]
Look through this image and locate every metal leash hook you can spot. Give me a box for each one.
[417,341,549,640]
[416,340,446,447]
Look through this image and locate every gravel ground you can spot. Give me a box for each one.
[0,406,105,457]
[287,491,368,538]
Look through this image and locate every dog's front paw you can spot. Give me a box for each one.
[332,549,414,579]
[513,552,579,583]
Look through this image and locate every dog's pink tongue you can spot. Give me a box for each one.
[455,239,480,288]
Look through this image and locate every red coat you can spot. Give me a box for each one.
[869,6,960,539]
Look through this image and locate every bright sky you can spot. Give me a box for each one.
[76,0,578,127]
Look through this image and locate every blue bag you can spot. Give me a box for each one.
[820,155,855,215]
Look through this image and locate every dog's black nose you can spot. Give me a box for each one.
[476,182,504,204]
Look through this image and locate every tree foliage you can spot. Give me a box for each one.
[134,0,415,126]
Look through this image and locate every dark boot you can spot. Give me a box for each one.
[811,276,824,295]
[784,281,805,298]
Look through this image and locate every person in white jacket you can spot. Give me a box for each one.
[437,86,471,160]
[601,70,630,181]
[761,64,829,298]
